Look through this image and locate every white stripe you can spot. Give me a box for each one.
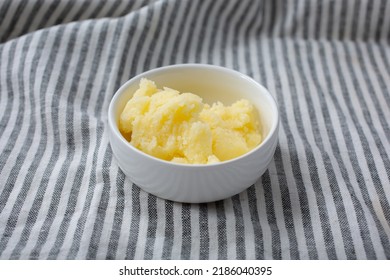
[174,1,199,63]
[293,39,364,259]
[254,36,290,259]
[148,1,175,67]
[187,0,213,64]
[197,1,221,63]
[35,23,90,259]
[64,20,118,259]
[280,38,337,259]
[224,1,248,69]
[189,204,200,259]
[160,0,186,66]
[337,41,390,191]
[0,41,23,148]
[169,201,183,259]
[211,0,236,66]
[235,0,259,72]
[113,177,135,260]
[366,0,381,41]
[260,161,289,259]
[379,0,390,43]
[135,0,164,73]
[0,42,12,133]
[354,42,390,148]
[0,1,19,40]
[275,36,330,259]
[322,40,388,258]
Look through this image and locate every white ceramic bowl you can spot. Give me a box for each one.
[108,64,279,203]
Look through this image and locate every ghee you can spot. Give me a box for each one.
[119,78,262,164]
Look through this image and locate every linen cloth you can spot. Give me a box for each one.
[0,0,389,259]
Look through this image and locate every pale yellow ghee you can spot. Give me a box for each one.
[119,78,262,164]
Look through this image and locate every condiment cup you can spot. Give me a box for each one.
[108,64,279,203]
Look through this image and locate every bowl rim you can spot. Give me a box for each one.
[108,63,279,168]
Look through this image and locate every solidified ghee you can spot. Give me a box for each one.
[119,78,262,164]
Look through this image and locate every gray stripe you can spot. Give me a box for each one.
[42,22,95,259]
[111,11,141,93]
[86,147,113,260]
[220,0,241,66]
[199,203,209,260]
[242,0,262,77]
[352,43,390,173]
[36,1,63,32]
[326,0,335,39]
[143,0,168,70]
[130,4,154,76]
[350,0,361,40]
[0,40,26,184]
[18,0,44,44]
[144,194,158,259]
[0,41,16,143]
[378,44,390,82]
[301,0,311,38]
[342,42,390,220]
[156,0,181,67]
[265,148,288,259]
[0,0,13,41]
[194,0,217,63]
[106,169,126,259]
[125,185,141,259]
[362,0,374,41]
[28,23,93,259]
[180,203,192,259]
[325,41,389,258]
[52,1,74,27]
[288,1,341,259]
[319,42,379,258]
[215,200,227,259]
[375,0,387,41]
[161,200,174,259]
[272,145,301,260]
[8,30,52,259]
[182,0,203,63]
[0,34,36,257]
[232,194,246,259]
[168,0,193,64]
[232,0,257,70]
[105,0,128,18]
[267,0,277,36]
[2,0,27,41]
[69,1,93,23]
[338,44,390,257]
[338,0,348,39]
[289,39,351,259]
[65,20,117,259]
[365,43,390,110]
[81,14,130,250]
[313,0,323,39]
[0,1,22,42]
[207,0,232,63]
[297,40,356,259]
[254,9,295,258]
[80,0,107,21]
[290,0,299,37]
[269,38,319,259]
[246,185,264,259]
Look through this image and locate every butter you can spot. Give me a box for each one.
[119,78,262,164]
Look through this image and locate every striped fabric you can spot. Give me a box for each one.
[0,0,389,260]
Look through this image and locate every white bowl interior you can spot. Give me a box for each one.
[112,65,278,149]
